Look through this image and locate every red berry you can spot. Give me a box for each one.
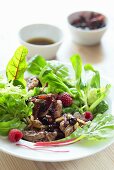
[84,111,93,121]
[57,92,73,107]
[8,129,23,143]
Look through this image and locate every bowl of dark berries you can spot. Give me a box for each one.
[67,11,108,45]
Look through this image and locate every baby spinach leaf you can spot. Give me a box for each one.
[93,100,109,114]
[27,55,47,75]
[62,104,79,113]
[28,56,69,82]
[42,72,72,95]
[6,46,28,87]
[48,61,69,80]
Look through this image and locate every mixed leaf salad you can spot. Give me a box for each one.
[0,46,114,146]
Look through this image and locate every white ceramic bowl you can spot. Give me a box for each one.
[18,24,64,60]
[67,11,108,46]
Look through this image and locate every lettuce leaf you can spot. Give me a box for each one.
[0,118,26,136]
[40,71,72,95]
[27,56,69,81]
[48,61,69,80]
[0,83,32,119]
[0,83,33,136]
[27,55,47,75]
[6,46,28,87]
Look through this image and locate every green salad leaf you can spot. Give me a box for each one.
[84,64,100,88]
[0,83,33,135]
[0,74,5,88]
[27,56,73,95]
[69,56,111,113]
[0,118,26,136]
[27,56,69,80]
[70,54,82,90]
[48,61,69,80]
[40,71,72,95]
[62,103,79,113]
[0,83,32,118]
[89,84,111,112]
[93,100,109,115]
[6,46,28,87]
[27,55,47,75]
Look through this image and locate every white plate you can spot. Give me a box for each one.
[0,61,114,162]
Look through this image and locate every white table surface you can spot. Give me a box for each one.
[0,0,114,169]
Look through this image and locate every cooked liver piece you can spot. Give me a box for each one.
[27,77,40,90]
[23,130,46,142]
[23,130,57,142]
[54,100,62,118]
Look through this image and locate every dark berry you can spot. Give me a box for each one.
[52,122,59,128]
[69,118,77,125]
[41,117,49,125]
[47,125,54,132]
[41,115,53,125]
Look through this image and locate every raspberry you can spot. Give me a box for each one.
[8,129,23,143]
[84,111,93,121]
[57,92,73,107]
